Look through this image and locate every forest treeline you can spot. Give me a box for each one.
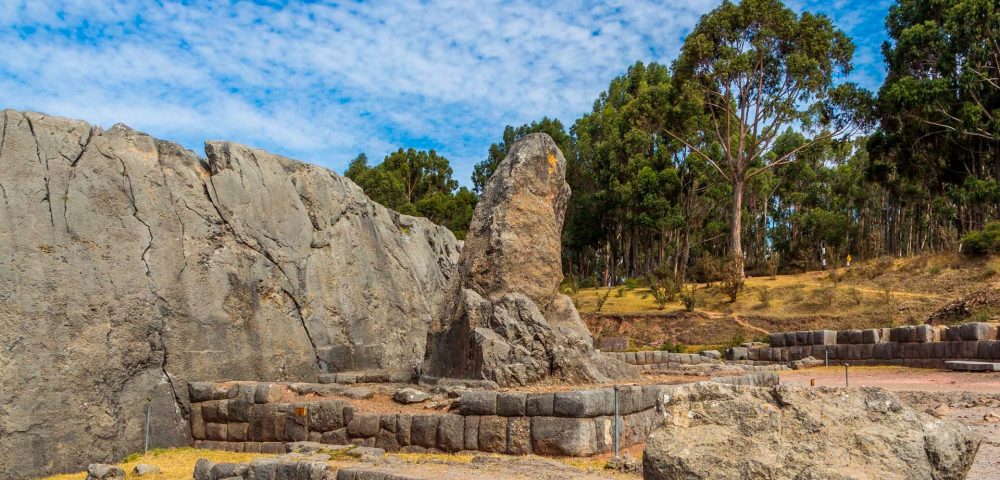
[346,0,999,289]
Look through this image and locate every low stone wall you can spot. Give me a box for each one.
[188,373,779,457]
[602,351,785,372]
[752,322,1000,368]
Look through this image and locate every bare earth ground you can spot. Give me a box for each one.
[782,367,1000,480]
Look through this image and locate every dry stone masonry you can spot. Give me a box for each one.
[746,322,1000,368]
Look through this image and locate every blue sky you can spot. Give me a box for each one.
[0,0,892,187]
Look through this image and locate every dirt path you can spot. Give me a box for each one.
[729,314,770,336]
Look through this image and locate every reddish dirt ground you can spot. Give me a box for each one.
[780,366,1000,392]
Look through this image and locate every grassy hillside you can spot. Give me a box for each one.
[574,253,1000,350]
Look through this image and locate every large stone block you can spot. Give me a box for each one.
[478,416,508,453]
[525,393,554,416]
[914,325,933,343]
[962,341,980,358]
[813,330,837,345]
[347,413,380,438]
[395,414,412,446]
[463,416,479,450]
[227,422,249,442]
[201,400,228,423]
[506,417,531,454]
[553,388,614,417]
[795,331,810,346]
[254,383,282,404]
[410,415,439,448]
[321,429,347,445]
[248,403,288,442]
[437,415,464,452]
[190,404,206,440]
[189,382,227,403]
[861,329,881,344]
[889,326,912,343]
[461,391,497,415]
[205,423,227,441]
[531,416,597,456]
[618,385,643,415]
[769,333,786,348]
[960,323,992,341]
[497,393,526,416]
[283,403,310,442]
[307,400,347,432]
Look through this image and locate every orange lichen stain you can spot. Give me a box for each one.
[547,152,558,174]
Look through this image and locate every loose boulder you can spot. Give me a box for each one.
[392,388,431,404]
[86,464,125,480]
[423,133,634,386]
[643,382,980,480]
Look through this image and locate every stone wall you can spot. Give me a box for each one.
[187,374,778,458]
[751,322,1000,368]
[602,351,787,372]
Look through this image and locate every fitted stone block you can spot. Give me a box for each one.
[477,416,507,453]
[553,388,614,417]
[461,391,497,415]
[253,383,282,404]
[531,417,597,456]
[463,416,479,451]
[205,423,227,441]
[437,415,464,452]
[915,325,934,343]
[813,330,837,345]
[506,417,532,454]
[497,393,526,416]
[410,415,439,448]
[394,414,412,446]
[227,422,249,442]
[960,323,992,341]
[347,414,380,438]
[189,382,228,403]
[862,329,881,344]
[201,400,228,423]
[769,333,786,347]
[321,429,347,445]
[525,393,554,416]
[308,401,346,431]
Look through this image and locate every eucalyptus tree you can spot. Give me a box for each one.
[668,0,870,281]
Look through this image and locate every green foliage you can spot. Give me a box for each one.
[681,286,698,312]
[594,287,612,312]
[757,287,771,308]
[962,221,1000,255]
[615,286,626,298]
[345,149,475,239]
[659,340,687,353]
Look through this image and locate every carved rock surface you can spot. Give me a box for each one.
[643,383,981,480]
[424,133,634,386]
[0,110,459,479]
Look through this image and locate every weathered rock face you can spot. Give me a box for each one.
[423,133,634,386]
[643,383,981,480]
[0,110,459,479]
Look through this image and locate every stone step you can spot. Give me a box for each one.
[945,360,1000,372]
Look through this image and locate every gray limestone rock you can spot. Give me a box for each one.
[643,383,980,480]
[86,464,125,480]
[423,133,634,386]
[0,110,460,479]
[392,388,431,405]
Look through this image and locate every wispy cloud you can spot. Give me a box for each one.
[0,0,890,185]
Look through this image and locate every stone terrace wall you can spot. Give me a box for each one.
[187,374,778,458]
[602,351,788,372]
[751,322,1000,368]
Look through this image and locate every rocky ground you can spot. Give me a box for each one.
[783,367,1000,480]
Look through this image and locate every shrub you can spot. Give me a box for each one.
[615,286,625,297]
[721,257,743,303]
[561,275,580,295]
[962,221,1000,255]
[594,287,612,312]
[681,286,698,312]
[624,277,642,290]
[659,340,687,353]
[757,286,771,308]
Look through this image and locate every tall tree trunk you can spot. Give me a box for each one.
[731,178,745,278]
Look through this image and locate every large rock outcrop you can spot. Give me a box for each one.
[0,110,459,479]
[643,382,981,480]
[423,133,634,386]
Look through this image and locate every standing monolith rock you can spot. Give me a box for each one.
[423,133,635,386]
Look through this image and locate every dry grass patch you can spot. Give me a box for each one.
[41,448,274,480]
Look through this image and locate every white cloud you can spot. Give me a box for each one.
[0,0,889,185]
